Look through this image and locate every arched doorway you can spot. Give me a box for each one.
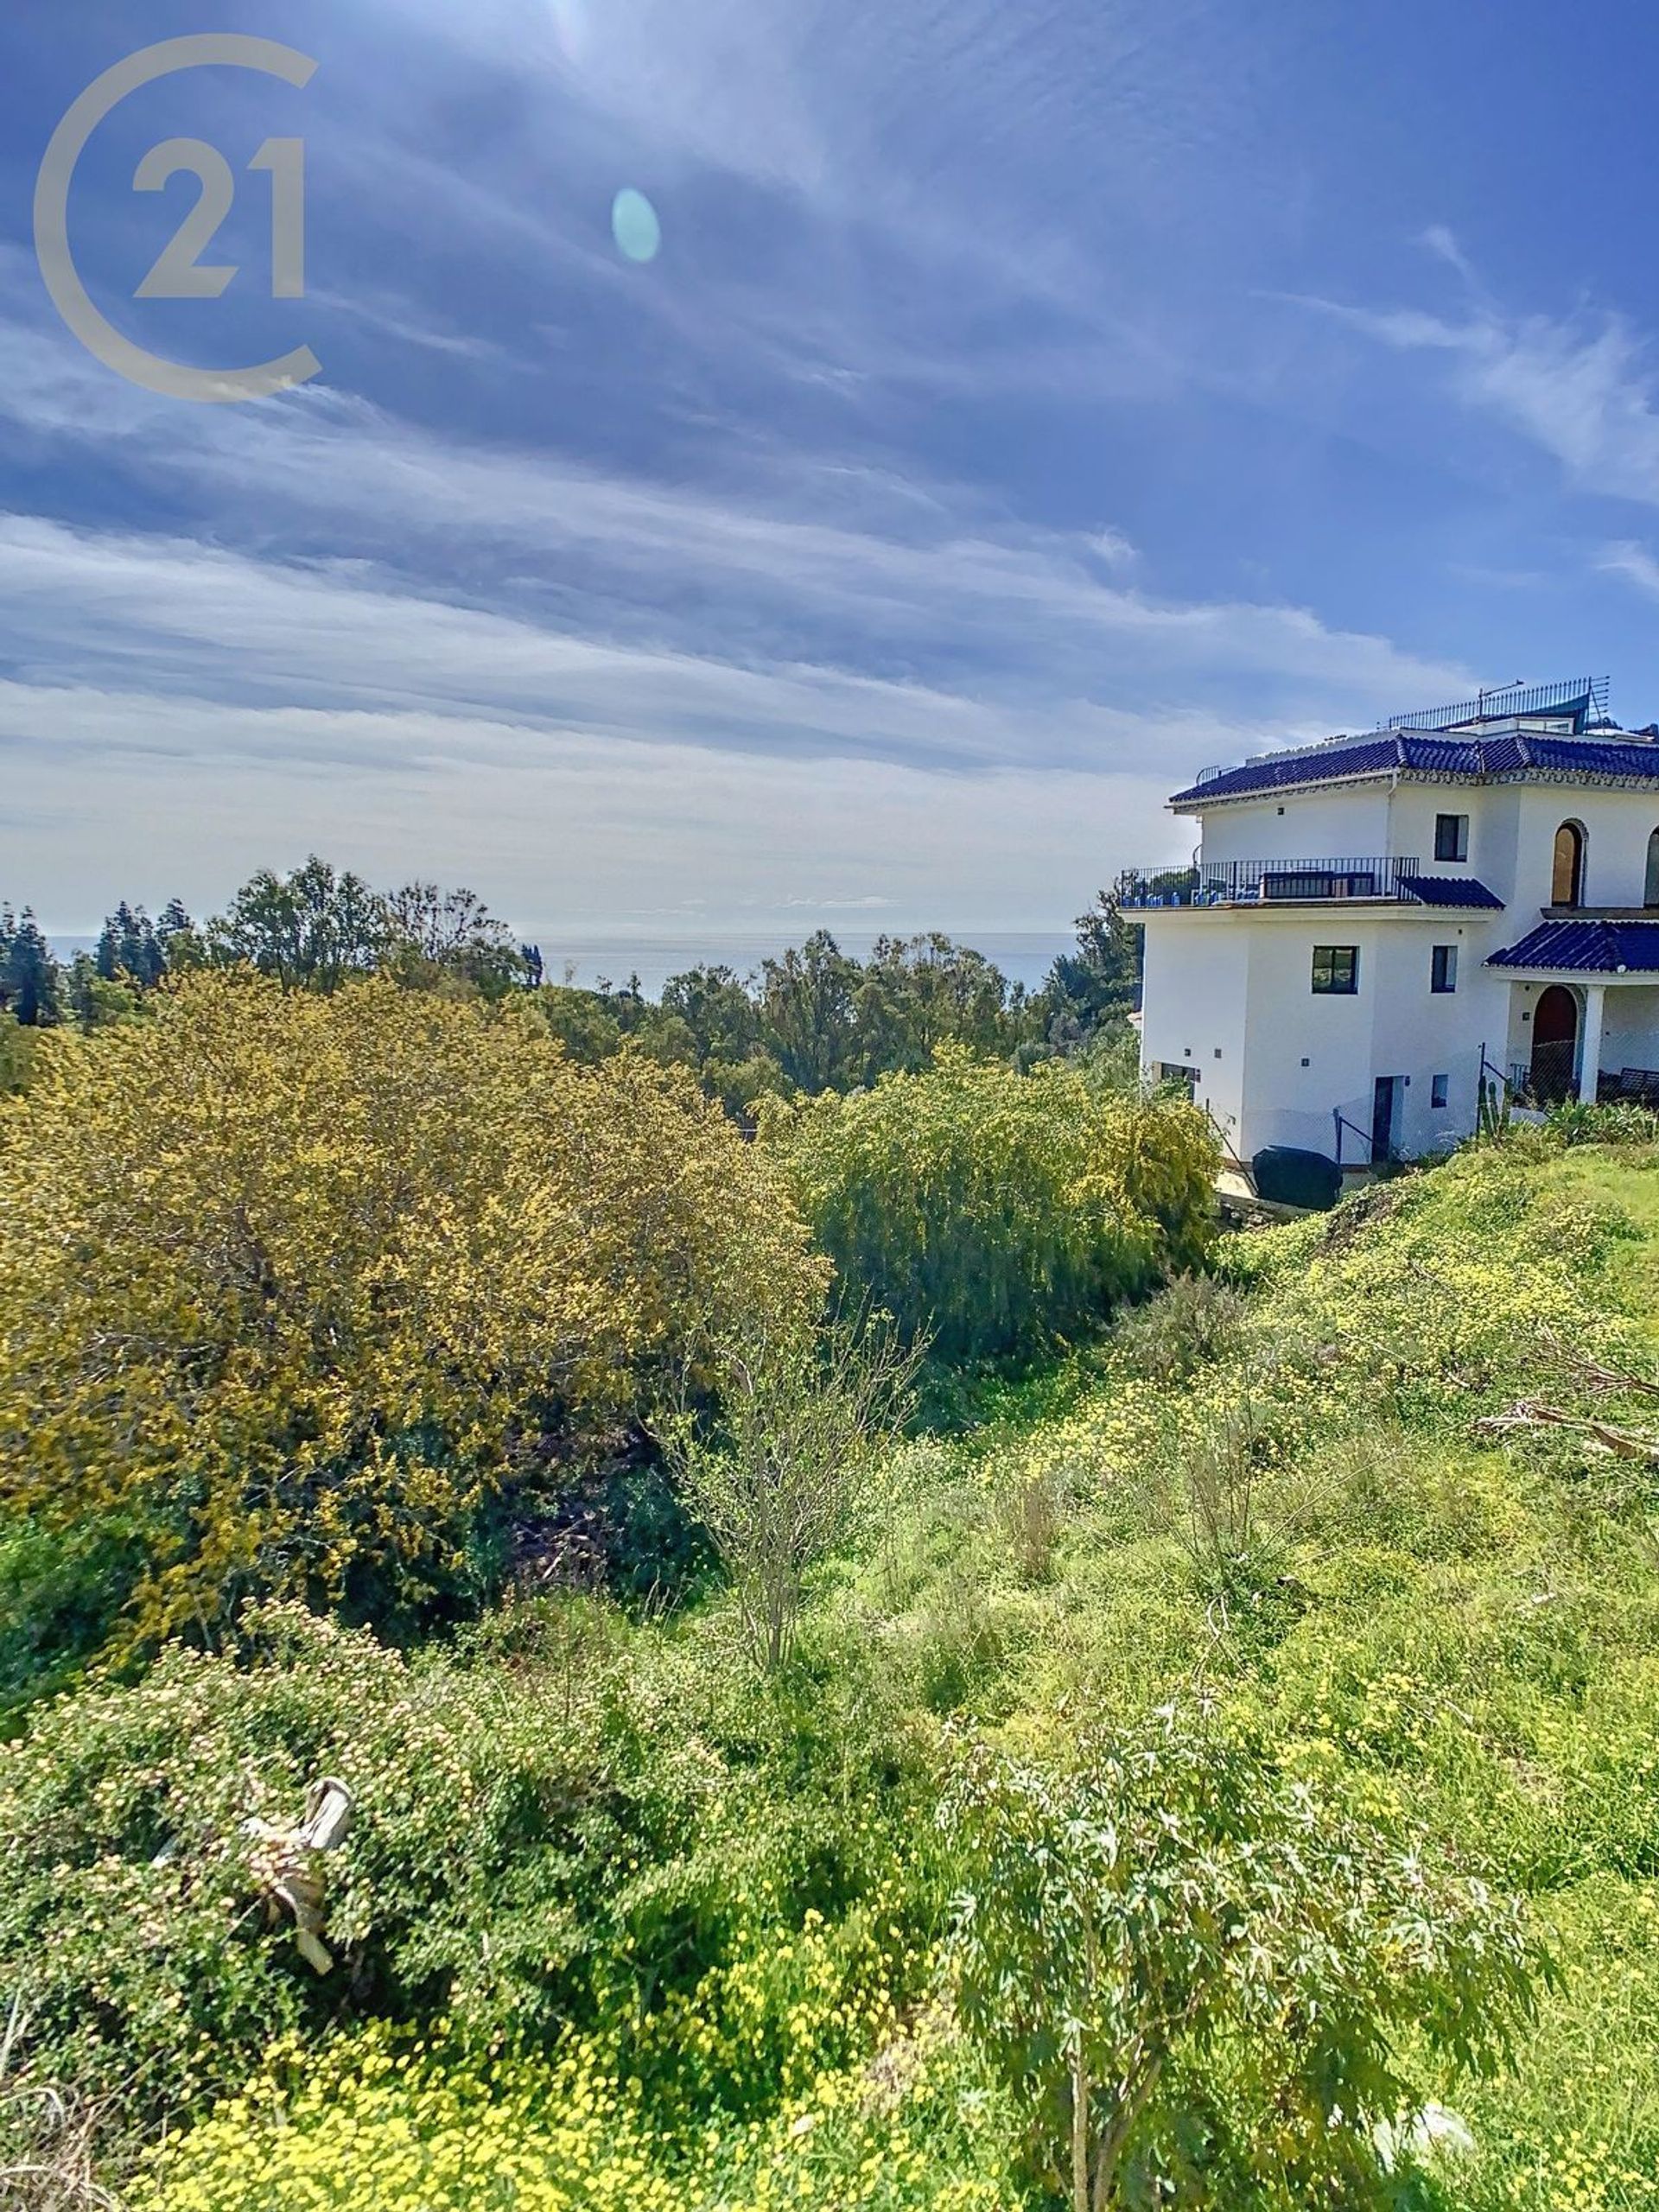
[1531,984,1580,1103]
[1552,821,1586,908]
[1646,828,1659,909]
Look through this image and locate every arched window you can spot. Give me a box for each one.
[1552,820,1586,908]
[1646,829,1659,909]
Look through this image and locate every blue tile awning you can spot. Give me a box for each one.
[1487,918,1659,973]
[1403,875,1505,909]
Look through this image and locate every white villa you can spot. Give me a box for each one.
[1128,680,1659,1170]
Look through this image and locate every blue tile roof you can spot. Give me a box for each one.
[1171,729,1659,808]
[1403,875,1505,910]
[1486,919,1659,973]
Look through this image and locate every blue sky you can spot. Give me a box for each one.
[5,0,1659,936]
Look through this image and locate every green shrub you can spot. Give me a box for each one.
[941,1702,1539,2211]
[0,1605,938,2124]
[1545,1100,1659,1150]
[1111,1270,1245,1387]
[761,1047,1217,1363]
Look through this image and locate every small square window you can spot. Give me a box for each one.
[1434,813,1470,863]
[1311,944,1359,995]
[1431,1072,1450,1109]
[1431,944,1459,994]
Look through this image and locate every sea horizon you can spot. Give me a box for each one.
[45,925,1079,1001]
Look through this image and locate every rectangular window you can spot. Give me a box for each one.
[1431,1072,1450,1109]
[1311,944,1359,995]
[1434,812,1470,862]
[1431,944,1459,994]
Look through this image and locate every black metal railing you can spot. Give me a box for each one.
[1332,1109,1384,1168]
[1599,1067,1659,1109]
[1115,855,1423,911]
[1378,677,1609,732]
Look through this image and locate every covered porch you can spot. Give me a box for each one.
[1503,977,1659,1106]
[1509,979,1659,1106]
[1491,919,1659,1106]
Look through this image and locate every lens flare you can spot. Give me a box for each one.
[611,188,662,264]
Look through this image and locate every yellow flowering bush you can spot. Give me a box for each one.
[0,972,825,1648]
[132,2026,1023,2212]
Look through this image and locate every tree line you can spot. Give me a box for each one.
[1,855,1145,1109]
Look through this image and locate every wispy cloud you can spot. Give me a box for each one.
[0,310,1471,727]
[1599,539,1659,599]
[1296,280,1659,508]
[0,674,1183,934]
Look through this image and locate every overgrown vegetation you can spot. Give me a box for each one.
[0,973,823,1666]
[762,1047,1215,1362]
[5,937,1659,2209]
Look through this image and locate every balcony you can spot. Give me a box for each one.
[1116,855,1424,911]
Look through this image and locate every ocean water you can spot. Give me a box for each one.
[46,929,1077,1001]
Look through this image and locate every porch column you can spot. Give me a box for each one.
[1579,983,1608,1104]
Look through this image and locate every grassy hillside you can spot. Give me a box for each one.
[9,1128,1659,2208]
[851,1137,1659,2207]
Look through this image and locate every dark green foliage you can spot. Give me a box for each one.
[0,906,61,1027]
[0,1520,137,1725]
[207,856,391,990]
[1033,892,1144,1057]
[531,920,1146,1118]
[95,902,167,989]
[380,880,530,999]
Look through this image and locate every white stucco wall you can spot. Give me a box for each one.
[1148,762,1659,1169]
[1138,913,1250,1151]
[1141,907,1514,1160]
[1600,988,1659,1076]
[1510,786,1659,911]
[1195,785,1394,866]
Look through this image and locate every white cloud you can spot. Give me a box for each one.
[0,310,1471,727]
[1300,283,1659,508]
[1088,527,1139,569]
[1599,539,1659,599]
[0,676,1184,936]
[0,512,1242,776]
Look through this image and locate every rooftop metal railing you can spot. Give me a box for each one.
[1115,855,1423,910]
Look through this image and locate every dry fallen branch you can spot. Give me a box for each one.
[0,1999,122,2211]
[1537,1329,1659,1401]
[1539,1327,1659,1397]
[1474,1399,1659,1463]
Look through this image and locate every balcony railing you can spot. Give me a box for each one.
[1115,855,1423,910]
